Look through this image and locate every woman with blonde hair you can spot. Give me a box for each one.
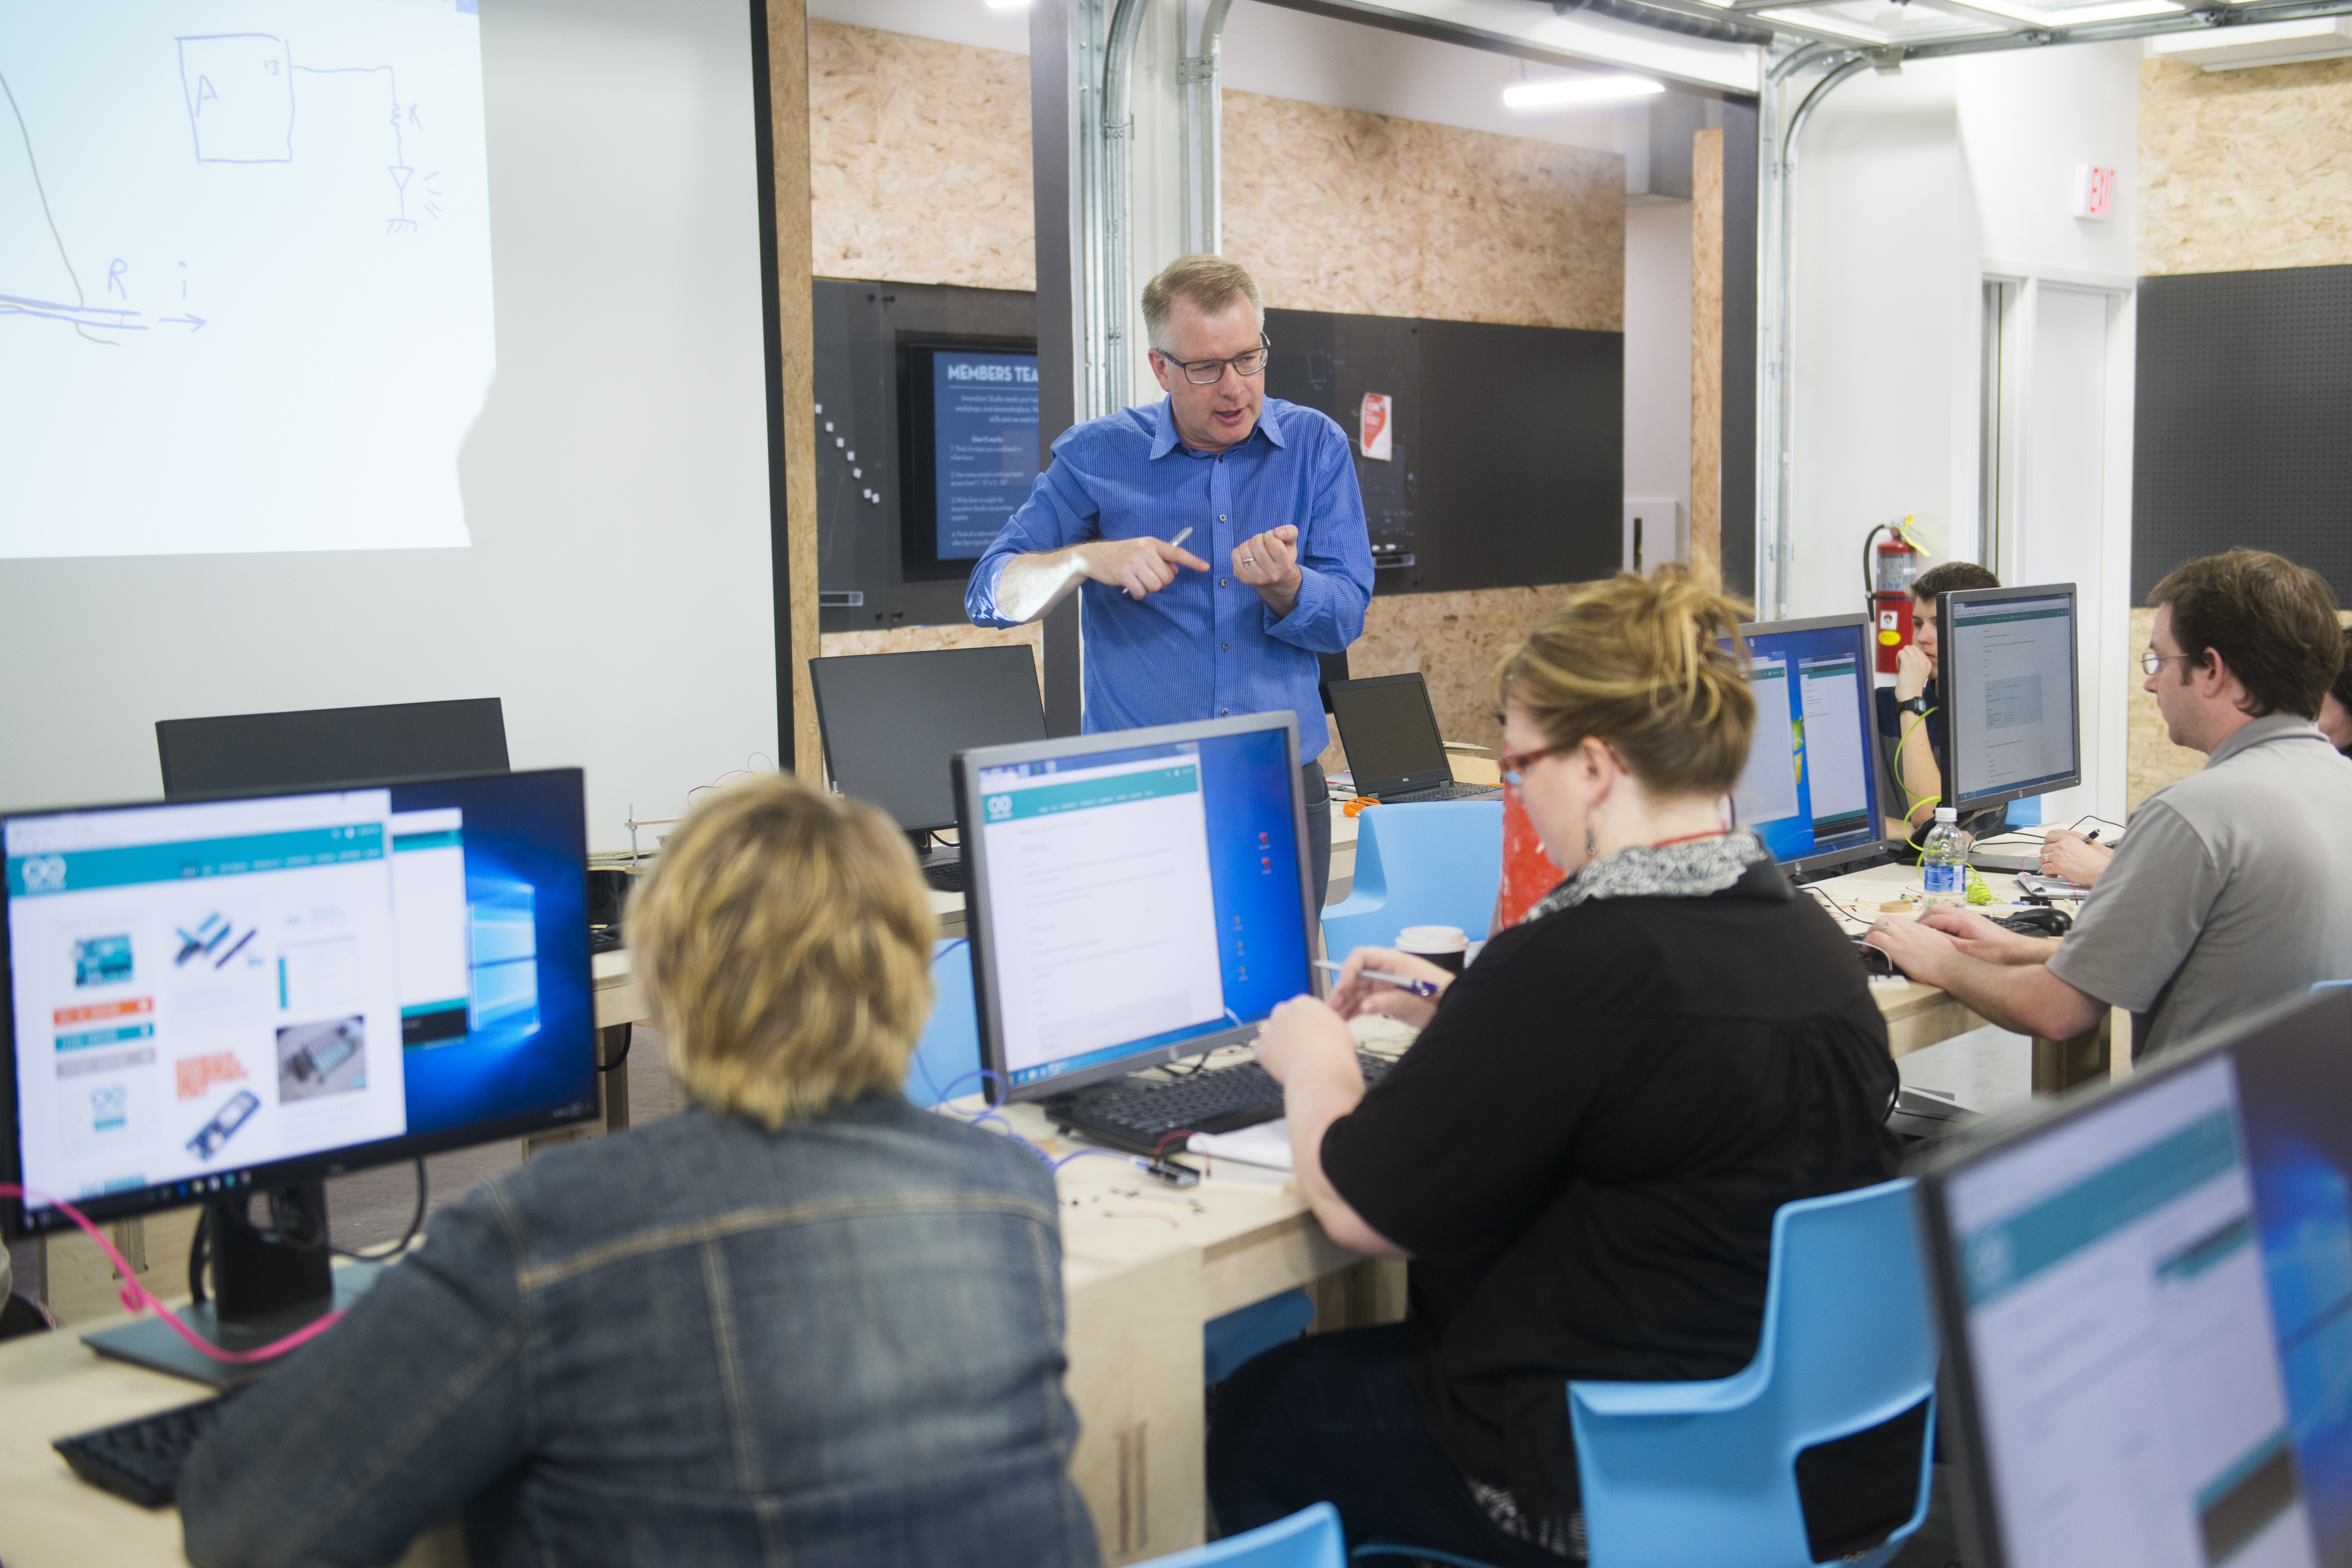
[181,773,1100,1568]
[1208,567,1902,1562]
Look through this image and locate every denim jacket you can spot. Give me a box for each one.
[178,1098,1101,1568]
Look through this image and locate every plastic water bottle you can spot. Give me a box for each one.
[1921,806,1968,906]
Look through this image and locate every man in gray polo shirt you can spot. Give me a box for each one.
[1868,548,2352,1058]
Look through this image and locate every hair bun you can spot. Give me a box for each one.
[1497,565,1757,797]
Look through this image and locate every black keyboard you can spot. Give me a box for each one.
[1048,1053,1397,1154]
[921,858,968,893]
[1850,932,1898,977]
[55,1396,229,1507]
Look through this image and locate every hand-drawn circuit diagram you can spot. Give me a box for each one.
[3,31,453,346]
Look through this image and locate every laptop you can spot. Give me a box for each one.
[1912,986,2352,1568]
[1325,672,1502,803]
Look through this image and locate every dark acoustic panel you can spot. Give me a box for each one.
[1419,318,1624,593]
[812,280,1038,634]
[1264,309,1423,593]
[2134,265,2352,603]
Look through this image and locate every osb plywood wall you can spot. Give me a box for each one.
[1691,127,1724,578]
[1320,585,1572,776]
[2125,605,2203,810]
[2140,57,2352,276]
[804,26,1621,751]
[808,20,1035,290]
[774,0,820,781]
[819,621,1043,674]
[2130,59,2352,803]
[1221,91,1623,330]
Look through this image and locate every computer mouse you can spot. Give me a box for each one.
[1996,906,2072,938]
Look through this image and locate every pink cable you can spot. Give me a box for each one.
[2,1183,345,1364]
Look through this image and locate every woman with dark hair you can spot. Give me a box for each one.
[1207,566,1904,1563]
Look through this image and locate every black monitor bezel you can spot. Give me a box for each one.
[1732,613,1893,879]
[895,332,1041,582]
[807,645,1048,834]
[1,767,601,1240]
[952,711,1317,1107]
[1933,582,2084,818]
[1908,986,2352,1568]
[155,698,510,800]
[1326,672,1453,799]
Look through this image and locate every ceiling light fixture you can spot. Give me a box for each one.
[1501,75,1667,109]
[984,0,1031,10]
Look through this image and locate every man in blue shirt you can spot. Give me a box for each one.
[966,255,1373,909]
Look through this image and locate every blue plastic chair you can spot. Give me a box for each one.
[1565,1178,1937,1568]
[908,938,1316,1384]
[1205,1289,1318,1383]
[1143,1502,1345,1567]
[1322,801,1505,961]
[906,939,981,1108]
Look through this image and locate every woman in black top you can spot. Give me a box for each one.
[1208,567,1901,1563]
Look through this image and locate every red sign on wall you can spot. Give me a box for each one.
[2071,164,2116,221]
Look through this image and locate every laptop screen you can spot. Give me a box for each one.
[1327,675,1448,794]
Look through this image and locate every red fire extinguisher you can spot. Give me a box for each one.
[1865,516,1923,675]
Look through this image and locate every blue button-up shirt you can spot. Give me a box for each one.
[966,397,1372,759]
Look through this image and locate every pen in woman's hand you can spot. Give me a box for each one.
[1311,959,1441,998]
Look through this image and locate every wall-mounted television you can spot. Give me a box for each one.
[898,339,1040,577]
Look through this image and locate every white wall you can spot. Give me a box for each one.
[1625,199,1695,535]
[1784,42,2140,819]
[0,0,779,850]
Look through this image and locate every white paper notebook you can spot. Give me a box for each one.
[1187,1120,1295,1171]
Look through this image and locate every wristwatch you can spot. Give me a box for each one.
[1897,695,1931,716]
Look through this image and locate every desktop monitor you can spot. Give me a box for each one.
[809,647,1049,836]
[952,711,1316,1103]
[1934,583,2082,817]
[1915,987,2352,1568]
[2,769,596,1376]
[156,698,510,799]
[1726,614,1889,878]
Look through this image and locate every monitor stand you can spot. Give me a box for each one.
[83,1182,386,1390]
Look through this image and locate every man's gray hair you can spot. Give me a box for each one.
[1142,255,1264,353]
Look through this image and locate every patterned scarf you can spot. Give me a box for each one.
[1519,828,1772,925]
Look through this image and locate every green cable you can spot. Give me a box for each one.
[1897,706,1942,814]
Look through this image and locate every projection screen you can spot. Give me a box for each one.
[0,0,783,851]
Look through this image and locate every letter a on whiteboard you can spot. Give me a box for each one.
[1360,392,1393,461]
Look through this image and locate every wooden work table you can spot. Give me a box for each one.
[5,823,2095,1567]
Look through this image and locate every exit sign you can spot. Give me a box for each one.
[2072,164,2116,221]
